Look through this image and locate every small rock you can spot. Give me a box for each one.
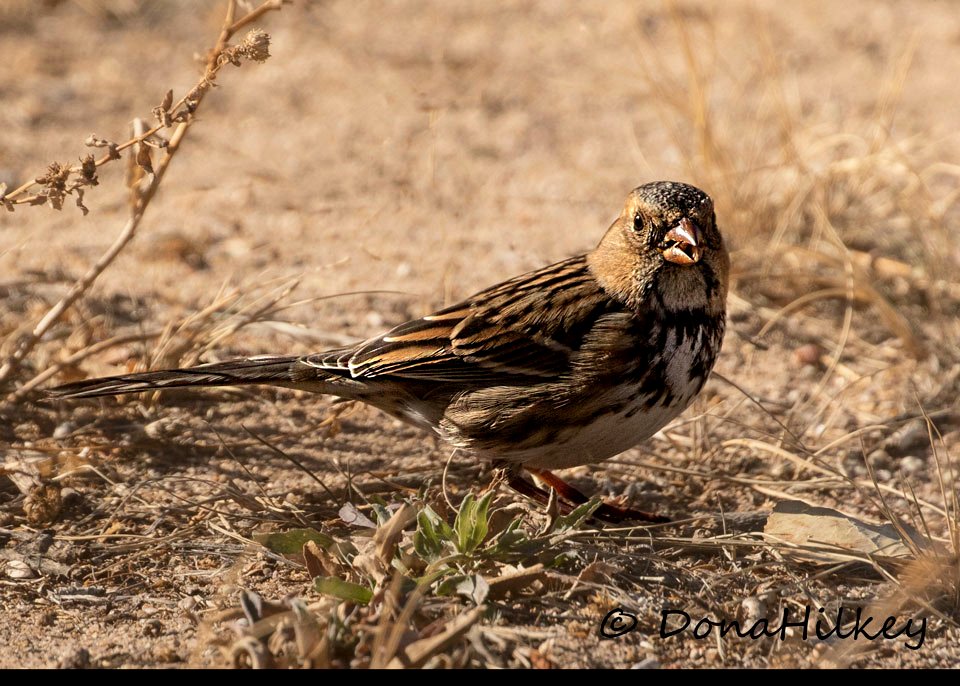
[899,424,930,452]
[53,422,75,439]
[895,421,930,454]
[6,559,36,579]
[142,618,163,637]
[220,237,251,259]
[144,420,166,439]
[61,488,82,509]
[630,657,660,669]
[57,647,91,669]
[867,449,892,470]
[741,595,767,625]
[794,343,822,367]
[900,456,926,476]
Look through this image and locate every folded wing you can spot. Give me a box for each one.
[302,256,620,385]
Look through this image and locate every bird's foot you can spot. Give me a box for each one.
[497,464,669,525]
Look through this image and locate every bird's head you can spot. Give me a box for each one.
[589,181,729,316]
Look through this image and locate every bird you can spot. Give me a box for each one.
[49,181,729,523]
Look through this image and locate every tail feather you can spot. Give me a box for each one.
[47,355,306,399]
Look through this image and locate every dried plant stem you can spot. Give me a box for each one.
[1,1,282,211]
[0,0,285,398]
[0,214,138,392]
[228,0,286,34]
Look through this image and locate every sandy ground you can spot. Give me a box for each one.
[2,0,960,669]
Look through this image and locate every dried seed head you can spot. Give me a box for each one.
[238,29,271,63]
[36,162,69,188]
[36,162,70,210]
[79,154,98,185]
[217,30,271,67]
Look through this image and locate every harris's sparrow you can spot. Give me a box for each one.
[49,181,730,522]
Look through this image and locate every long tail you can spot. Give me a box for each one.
[47,355,346,400]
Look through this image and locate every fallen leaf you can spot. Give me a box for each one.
[763,500,923,562]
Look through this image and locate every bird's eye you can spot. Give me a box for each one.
[633,213,644,232]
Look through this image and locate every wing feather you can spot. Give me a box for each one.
[301,256,620,385]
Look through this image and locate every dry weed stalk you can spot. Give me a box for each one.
[630,10,960,660]
[636,5,950,356]
[0,0,288,399]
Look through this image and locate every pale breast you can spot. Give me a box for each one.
[447,317,720,470]
[522,331,711,468]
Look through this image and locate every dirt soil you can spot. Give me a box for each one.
[2,0,960,669]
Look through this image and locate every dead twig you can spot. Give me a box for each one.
[0,0,287,397]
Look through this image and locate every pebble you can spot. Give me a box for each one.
[60,490,82,514]
[178,596,198,612]
[741,596,767,625]
[900,456,926,476]
[144,420,166,439]
[6,560,36,579]
[142,619,163,637]
[794,343,822,366]
[867,449,892,470]
[894,421,930,454]
[57,647,91,669]
[53,422,75,439]
[221,237,252,258]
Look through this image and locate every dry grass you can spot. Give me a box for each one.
[0,0,284,400]
[1,0,959,669]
